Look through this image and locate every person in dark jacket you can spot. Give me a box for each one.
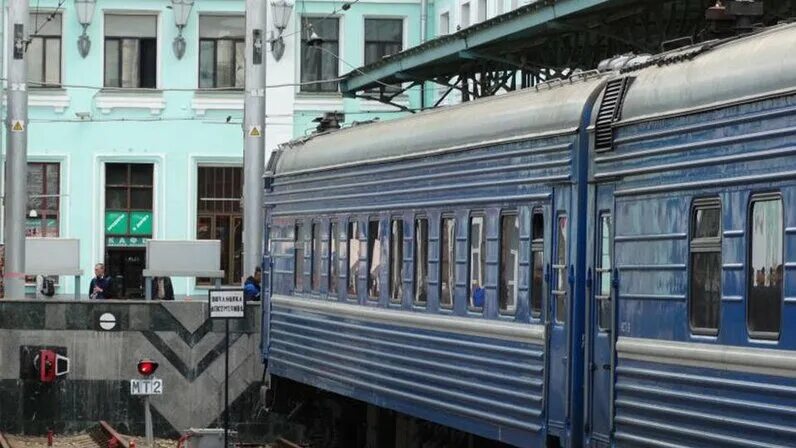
[89,263,113,300]
[244,267,262,301]
[153,276,175,300]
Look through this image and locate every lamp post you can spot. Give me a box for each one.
[75,0,96,58]
[269,0,293,61]
[171,0,194,60]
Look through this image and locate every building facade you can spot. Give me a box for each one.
[6,0,429,298]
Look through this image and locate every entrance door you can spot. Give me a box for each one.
[547,187,572,440]
[586,185,614,446]
[106,248,146,299]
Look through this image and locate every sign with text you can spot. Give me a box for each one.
[209,289,246,319]
[105,212,129,235]
[130,211,153,235]
[130,378,163,395]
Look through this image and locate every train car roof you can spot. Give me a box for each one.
[620,22,796,123]
[274,77,606,177]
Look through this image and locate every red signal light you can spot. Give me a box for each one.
[137,359,159,377]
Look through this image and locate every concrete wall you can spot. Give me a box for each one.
[0,300,264,437]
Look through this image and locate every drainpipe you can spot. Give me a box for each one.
[419,0,428,109]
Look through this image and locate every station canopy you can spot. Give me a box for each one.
[340,0,795,110]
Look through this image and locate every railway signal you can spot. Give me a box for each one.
[137,360,158,377]
[131,359,162,448]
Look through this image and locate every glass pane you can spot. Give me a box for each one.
[364,19,403,66]
[232,217,243,284]
[330,222,339,295]
[440,218,455,308]
[44,38,61,85]
[43,214,59,238]
[235,41,245,88]
[121,39,141,88]
[106,163,127,185]
[694,207,721,238]
[104,39,120,87]
[106,188,127,209]
[311,223,321,291]
[598,213,612,331]
[45,164,59,211]
[197,216,212,239]
[105,15,157,38]
[690,252,721,331]
[217,40,234,88]
[295,223,304,291]
[130,164,153,185]
[555,215,568,324]
[390,219,404,303]
[469,216,486,308]
[748,199,783,336]
[368,220,382,299]
[27,38,44,84]
[199,40,215,88]
[215,216,230,282]
[415,218,428,305]
[27,164,45,211]
[300,17,339,92]
[199,15,245,39]
[500,214,519,312]
[348,221,359,296]
[130,188,152,210]
[532,250,544,317]
[31,12,62,35]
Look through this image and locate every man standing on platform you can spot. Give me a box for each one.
[89,263,112,300]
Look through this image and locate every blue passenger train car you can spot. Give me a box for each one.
[261,22,796,448]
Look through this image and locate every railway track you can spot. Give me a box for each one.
[0,422,134,448]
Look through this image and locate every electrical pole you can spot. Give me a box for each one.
[4,0,28,299]
[243,0,266,281]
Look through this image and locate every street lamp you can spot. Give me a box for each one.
[171,0,195,60]
[269,0,294,61]
[75,0,96,58]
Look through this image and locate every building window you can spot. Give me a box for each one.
[460,2,471,28]
[389,218,404,303]
[197,167,243,285]
[300,17,339,93]
[367,219,383,299]
[104,14,157,88]
[531,211,544,318]
[440,217,455,308]
[348,220,359,297]
[477,0,487,22]
[748,196,783,338]
[689,200,721,334]
[500,213,518,313]
[414,217,429,305]
[27,162,60,238]
[469,214,486,309]
[439,12,450,35]
[330,221,339,296]
[199,15,245,89]
[294,222,304,291]
[28,13,62,86]
[364,19,403,66]
[597,213,613,331]
[554,215,568,323]
[311,223,321,291]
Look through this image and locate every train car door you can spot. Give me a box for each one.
[585,184,614,447]
[547,187,572,443]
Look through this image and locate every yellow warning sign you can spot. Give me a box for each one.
[11,120,24,133]
[248,126,262,137]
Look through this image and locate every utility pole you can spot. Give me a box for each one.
[243,0,266,281]
[4,0,28,299]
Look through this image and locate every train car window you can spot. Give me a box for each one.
[294,222,304,292]
[368,219,383,300]
[311,223,321,292]
[330,221,339,296]
[597,213,613,331]
[347,220,359,298]
[689,200,721,334]
[415,217,429,305]
[554,215,568,323]
[500,213,519,313]
[531,211,544,318]
[389,218,404,303]
[440,217,455,309]
[469,215,486,310]
[748,196,783,338]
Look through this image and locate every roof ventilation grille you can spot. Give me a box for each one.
[594,77,632,152]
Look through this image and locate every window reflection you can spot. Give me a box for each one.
[748,198,783,337]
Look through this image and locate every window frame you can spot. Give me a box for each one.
[299,15,341,93]
[746,193,784,341]
[196,166,243,286]
[329,220,339,297]
[498,210,519,315]
[294,221,305,293]
[27,162,61,238]
[367,217,382,301]
[347,218,360,300]
[468,212,486,311]
[198,37,245,89]
[553,213,569,324]
[310,221,322,292]
[596,211,613,332]
[439,214,456,310]
[363,17,404,66]
[688,198,722,336]
[413,216,429,307]
[530,209,544,319]
[389,217,404,304]
[28,12,63,87]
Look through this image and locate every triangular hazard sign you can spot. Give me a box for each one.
[11,121,24,132]
[249,126,261,137]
